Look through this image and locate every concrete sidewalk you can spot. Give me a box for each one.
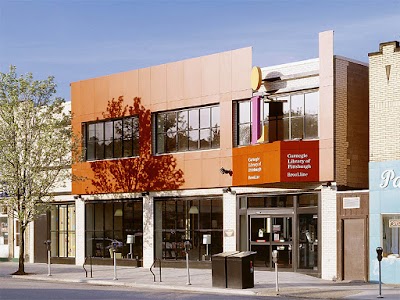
[4,262,400,299]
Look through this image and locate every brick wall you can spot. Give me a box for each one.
[321,185,337,280]
[369,42,400,161]
[334,57,369,188]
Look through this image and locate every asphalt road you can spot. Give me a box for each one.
[0,277,282,300]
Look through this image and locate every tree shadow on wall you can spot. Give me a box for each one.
[86,96,185,194]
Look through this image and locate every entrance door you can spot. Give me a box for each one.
[343,219,366,281]
[249,215,293,269]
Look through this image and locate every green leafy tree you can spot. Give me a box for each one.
[0,66,79,274]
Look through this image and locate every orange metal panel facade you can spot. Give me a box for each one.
[71,48,252,195]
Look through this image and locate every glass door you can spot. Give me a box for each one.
[298,213,318,270]
[249,215,293,269]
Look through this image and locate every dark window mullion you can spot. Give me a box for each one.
[112,120,115,158]
[122,118,125,157]
[66,205,69,258]
[197,108,200,149]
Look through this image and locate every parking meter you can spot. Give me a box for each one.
[44,240,51,251]
[184,240,191,253]
[44,240,51,276]
[272,250,279,264]
[272,250,279,294]
[376,247,383,261]
[111,241,118,280]
[111,241,119,250]
[376,246,383,297]
[184,240,192,285]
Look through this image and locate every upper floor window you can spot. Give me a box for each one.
[155,105,220,154]
[235,91,318,146]
[82,116,139,161]
[282,92,318,140]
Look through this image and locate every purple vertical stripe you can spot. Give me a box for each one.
[251,96,261,144]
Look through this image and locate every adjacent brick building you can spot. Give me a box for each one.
[369,41,400,284]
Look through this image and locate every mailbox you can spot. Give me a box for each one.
[376,246,383,262]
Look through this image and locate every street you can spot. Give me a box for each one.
[0,277,282,300]
[0,263,282,300]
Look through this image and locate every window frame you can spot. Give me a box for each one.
[155,104,220,154]
[82,115,140,161]
[382,214,400,257]
[235,90,319,147]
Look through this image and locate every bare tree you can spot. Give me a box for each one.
[0,66,79,274]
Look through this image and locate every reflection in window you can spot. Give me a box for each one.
[238,100,251,145]
[382,215,400,257]
[49,204,76,258]
[85,200,143,259]
[82,116,139,161]
[235,91,318,146]
[247,196,294,208]
[0,216,8,245]
[154,198,223,261]
[155,105,220,154]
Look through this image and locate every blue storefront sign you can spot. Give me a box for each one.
[369,160,400,283]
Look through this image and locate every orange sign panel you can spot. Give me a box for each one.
[232,141,319,186]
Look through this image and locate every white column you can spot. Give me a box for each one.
[75,198,85,265]
[28,221,34,263]
[142,194,154,268]
[223,192,237,252]
[321,184,337,280]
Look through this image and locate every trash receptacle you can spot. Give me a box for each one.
[226,251,256,289]
[212,251,239,288]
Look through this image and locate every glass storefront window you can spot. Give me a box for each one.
[154,198,223,261]
[298,194,318,207]
[0,216,8,245]
[50,204,76,258]
[382,215,400,257]
[247,196,293,208]
[85,200,143,259]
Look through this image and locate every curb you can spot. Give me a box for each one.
[11,275,257,296]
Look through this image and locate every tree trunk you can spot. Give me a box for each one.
[17,224,26,274]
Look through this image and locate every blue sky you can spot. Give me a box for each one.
[1,0,399,101]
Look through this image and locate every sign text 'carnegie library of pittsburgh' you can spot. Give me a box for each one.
[286,153,312,178]
[247,153,313,180]
[248,157,262,180]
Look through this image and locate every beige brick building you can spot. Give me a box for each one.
[368,41,400,284]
